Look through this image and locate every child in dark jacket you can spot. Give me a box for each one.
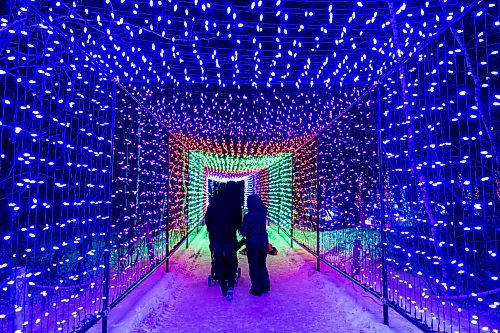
[240,195,270,296]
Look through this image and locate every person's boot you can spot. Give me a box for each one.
[226,287,234,301]
[220,280,228,296]
[249,289,262,296]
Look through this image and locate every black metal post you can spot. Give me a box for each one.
[185,150,189,250]
[316,144,321,272]
[316,213,321,272]
[290,158,294,247]
[166,245,170,273]
[273,161,280,233]
[376,84,389,325]
[102,81,117,333]
[165,134,171,273]
[276,165,281,235]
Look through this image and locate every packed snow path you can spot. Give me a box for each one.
[98,227,420,333]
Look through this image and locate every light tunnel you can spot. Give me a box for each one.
[0,0,499,332]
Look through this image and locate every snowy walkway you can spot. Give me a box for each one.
[97,227,420,333]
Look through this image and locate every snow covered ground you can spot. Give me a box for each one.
[93,226,421,333]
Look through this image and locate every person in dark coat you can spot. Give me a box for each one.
[205,182,242,299]
[240,194,270,296]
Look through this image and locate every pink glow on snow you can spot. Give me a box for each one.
[93,227,421,333]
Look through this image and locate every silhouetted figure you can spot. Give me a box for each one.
[241,194,270,296]
[205,182,242,299]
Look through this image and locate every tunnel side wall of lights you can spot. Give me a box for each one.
[297,4,499,333]
[270,155,294,230]
[167,136,190,247]
[256,168,270,211]
[291,140,319,250]
[317,96,382,294]
[0,6,113,332]
[111,91,170,305]
[377,8,499,330]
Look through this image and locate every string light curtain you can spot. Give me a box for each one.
[267,154,293,230]
[0,4,113,332]
[317,96,380,291]
[312,2,498,332]
[291,139,319,251]
[378,3,499,331]
[173,132,313,157]
[256,168,270,212]
[167,135,189,249]
[110,89,170,306]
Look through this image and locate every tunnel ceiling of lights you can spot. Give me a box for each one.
[31,0,473,140]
